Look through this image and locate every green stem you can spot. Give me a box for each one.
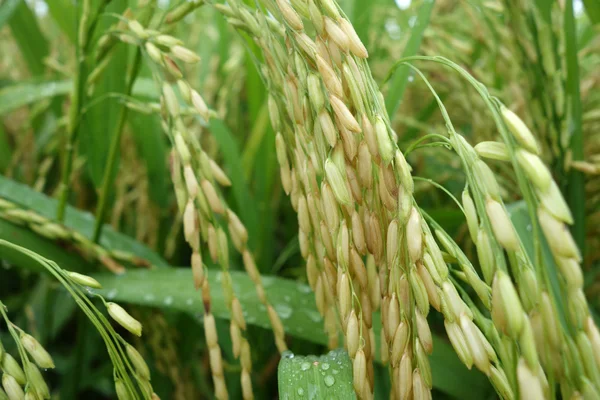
[564,0,586,254]
[56,0,109,221]
[92,49,143,243]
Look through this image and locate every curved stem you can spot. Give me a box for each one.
[404,133,450,156]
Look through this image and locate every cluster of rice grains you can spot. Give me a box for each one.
[120,7,287,399]
[216,0,440,397]
[467,106,600,399]
[0,314,54,400]
[209,0,599,399]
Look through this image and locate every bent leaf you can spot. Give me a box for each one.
[0,175,168,267]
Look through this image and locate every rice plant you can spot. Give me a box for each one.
[0,0,598,399]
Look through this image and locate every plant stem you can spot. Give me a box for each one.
[56,0,107,221]
[564,0,586,254]
[92,49,143,243]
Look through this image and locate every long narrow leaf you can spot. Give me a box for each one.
[385,0,435,119]
[45,0,77,42]
[564,0,586,253]
[8,0,49,76]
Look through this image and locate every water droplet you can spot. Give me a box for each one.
[300,362,310,371]
[283,295,291,302]
[282,350,294,359]
[297,388,304,396]
[144,293,155,301]
[332,369,339,375]
[186,298,193,305]
[164,296,173,306]
[324,375,335,387]
[321,362,330,371]
[106,289,118,299]
[275,303,293,319]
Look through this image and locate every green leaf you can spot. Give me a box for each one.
[82,46,129,187]
[349,0,379,44]
[94,268,325,343]
[45,0,77,42]
[278,349,355,399]
[385,0,435,119]
[0,78,158,116]
[249,104,278,269]
[0,175,168,267]
[564,0,586,253]
[8,0,49,76]
[129,113,170,208]
[582,0,600,24]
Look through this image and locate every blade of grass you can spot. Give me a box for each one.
[129,113,170,208]
[385,0,435,119]
[250,106,278,269]
[564,0,586,254]
[45,0,77,42]
[92,47,144,243]
[7,0,49,76]
[0,78,157,116]
[83,45,129,189]
[241,102,269,174]
[350,0,378,44]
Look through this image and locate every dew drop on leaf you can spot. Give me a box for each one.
[324,375,335,387]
